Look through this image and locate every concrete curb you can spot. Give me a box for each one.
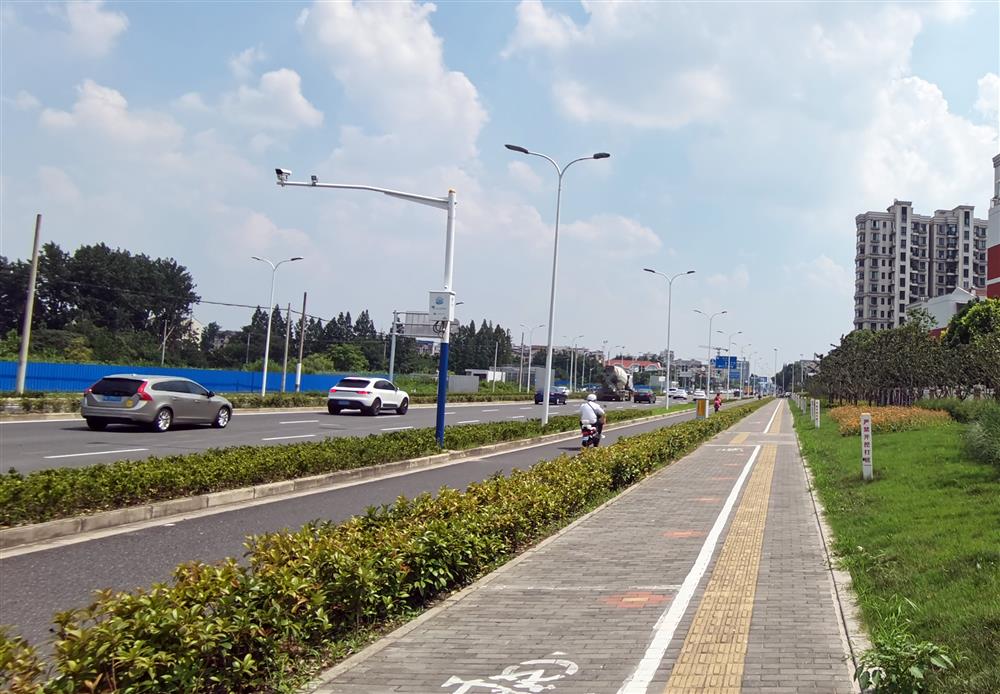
[0,409,694,550]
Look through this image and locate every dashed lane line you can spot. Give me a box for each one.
[279,419,319,424]
[381,426,414,432]
[43,447,149,460]
[261,434,317,441]
[457,419,480,425]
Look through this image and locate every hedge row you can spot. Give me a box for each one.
[0,399,769,693]
[0,405,691,527]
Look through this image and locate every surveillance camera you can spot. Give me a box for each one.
[275,168,291,183]
[310,175,318,184]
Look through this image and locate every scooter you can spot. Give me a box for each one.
[581,423,601,448]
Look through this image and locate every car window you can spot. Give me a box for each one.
[186,381,209,396]
[152,380,189,393]
[337,378,371,389]
[92,378,142,396]
[375,380,393,390]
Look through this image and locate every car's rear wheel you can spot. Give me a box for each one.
[151,408,173,432]
[328,402,341,415]
[367,398,381,416]
[212,406,231,428]
[85,417,108,431]
[396,398,409,415]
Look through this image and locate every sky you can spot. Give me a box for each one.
[1,0,998,372]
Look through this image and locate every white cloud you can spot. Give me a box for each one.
[63,0,128,57]
[789,255,853,298]
[502,0,583,57]
[40,79,183,147]
[229,45,267,82]
[172,91,212,113]
[563,214,662,255]
[926,0,973,22]
[508,160,543,189]
[707,265,750,292]
[12,90,40,110]
[859,76,996,207]
[221,68,322,131]
[300,0,487,162]
[38,166,81,204]
[975,73,999,122]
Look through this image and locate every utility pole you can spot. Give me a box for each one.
[15,214,42,394]
[295,292,307,392]
[492,340,499,392]
[389,310,399,383]
[281,303,292,392]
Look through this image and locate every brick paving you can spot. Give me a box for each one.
[304,400,857,693]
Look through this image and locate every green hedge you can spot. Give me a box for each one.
[0,406,692,527]
[0,399,769,693]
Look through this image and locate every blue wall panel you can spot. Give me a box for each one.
[0,361,386,393]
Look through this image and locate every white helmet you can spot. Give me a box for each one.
[586,393,597,401]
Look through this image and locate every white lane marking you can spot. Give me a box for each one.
[444,411,455,415]
[520,407,533,410]
[381,426,413,432]
[510,415,525,419]
[261,434,316,441]
[617,445,762,694]
[764,401,781,433]
[43,447,149,460]
[279,419,319,424]
[457,419,480,425]
[482,409,500,412]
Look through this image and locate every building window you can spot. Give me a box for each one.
[964,210,970,226]
[871,220,878,230]
[899,291,905,300]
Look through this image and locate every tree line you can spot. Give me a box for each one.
[1,242,517,375]
[809,300,1000,405]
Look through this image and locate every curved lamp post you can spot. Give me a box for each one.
[694,309,726,411]
[505,144,610,425]
[251,255,303,397]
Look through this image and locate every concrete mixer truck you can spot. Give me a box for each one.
[597,364,634,401]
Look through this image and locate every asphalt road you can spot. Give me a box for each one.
[0,399,663,474]
[0,409,697,649]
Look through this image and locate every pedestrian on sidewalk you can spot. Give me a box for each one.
[713,392,722,413]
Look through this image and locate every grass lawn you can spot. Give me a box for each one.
[791,404,1000,693]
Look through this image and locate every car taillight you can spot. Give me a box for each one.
[356,390,370,395]
[136,381,153,401]
[329,388,337,393]
[83,387,92,395]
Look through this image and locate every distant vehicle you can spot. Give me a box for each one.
[597,365,633,401]
[731,389,741,399]
[81,374,232,432]
[692,389,707,399]
[668,388,689,400]
[632,386,657,404]
[535,388,567,405]
[328,377,409,415]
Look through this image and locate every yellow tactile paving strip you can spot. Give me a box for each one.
[662,444,777,693]
[768,407,783,434]
[729,432,749,445]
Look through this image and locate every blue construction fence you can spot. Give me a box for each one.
[0,361,386,394]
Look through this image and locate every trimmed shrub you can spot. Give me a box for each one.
[0,400,770,692]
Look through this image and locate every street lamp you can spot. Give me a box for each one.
[505,143,610,425]
[693,309,726,409]
[276,169,456,446]
[520,322,545,391]
[564,334,584,391]
[725,330,742,396]
[643,268,695,396]
[251,255,303,397]
[773,347,778,396]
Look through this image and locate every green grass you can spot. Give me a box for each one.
[792,404,1000,693]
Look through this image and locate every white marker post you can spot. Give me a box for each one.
[813,399,820,428]
[860,412,873,481]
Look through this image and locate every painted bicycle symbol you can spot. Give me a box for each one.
[442,654,580,693]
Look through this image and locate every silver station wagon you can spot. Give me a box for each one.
[81,374,233,432]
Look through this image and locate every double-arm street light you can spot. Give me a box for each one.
[505,144,610,425]
[520,322,545,391]
[564,334,584,391]
[693,309,726,406]
[275,169,456,446]
[643,268,695,396]
[251,255,303,397]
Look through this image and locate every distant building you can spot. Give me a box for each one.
[854,200,988,331]
[989,154,1000,299]
[605,358,662,373]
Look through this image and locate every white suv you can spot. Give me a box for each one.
[328,377,409,416]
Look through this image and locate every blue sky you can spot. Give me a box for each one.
[2,0,997,371]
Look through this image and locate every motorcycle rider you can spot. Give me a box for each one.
[580,393,606,445]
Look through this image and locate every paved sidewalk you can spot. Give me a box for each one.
[305,400,858,693]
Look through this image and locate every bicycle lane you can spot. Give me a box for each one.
[303,400,857,694]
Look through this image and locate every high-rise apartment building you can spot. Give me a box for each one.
[854,200,988,331]
[988,154,1000,299]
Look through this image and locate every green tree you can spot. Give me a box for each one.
[945,298,1000,346]
[327,343,368,372]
